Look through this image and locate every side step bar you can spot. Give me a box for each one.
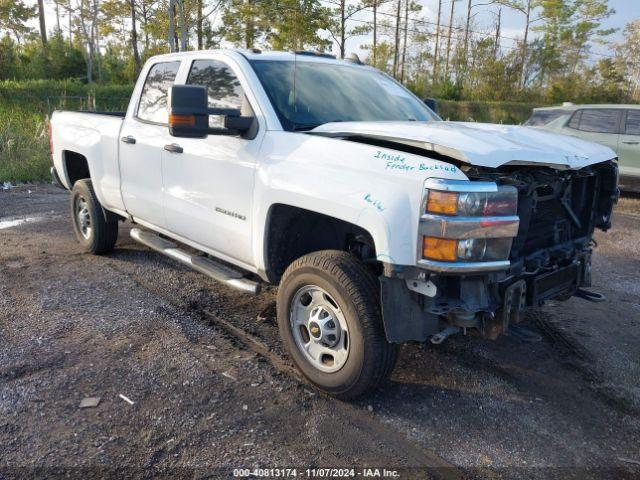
[130,228,261,295]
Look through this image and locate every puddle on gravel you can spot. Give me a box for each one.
[0,216,46,230]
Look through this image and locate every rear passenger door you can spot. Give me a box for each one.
[618,110,640,178]
[120,60,181,228]
[562,108,621,153]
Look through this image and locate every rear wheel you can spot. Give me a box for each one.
[277,250,397,399]
[70,179,118,254]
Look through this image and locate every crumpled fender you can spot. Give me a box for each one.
[252,131,468,275]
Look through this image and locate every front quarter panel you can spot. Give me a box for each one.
[253,131,468,275]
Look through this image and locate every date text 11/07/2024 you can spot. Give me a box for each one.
[232,468,401,478]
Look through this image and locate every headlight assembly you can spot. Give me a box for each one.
[426,186,518,217]
[419,179,520,272]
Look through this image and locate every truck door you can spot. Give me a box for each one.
[119,60,181,228]
[618,109,640,179]
[161,58,262,267]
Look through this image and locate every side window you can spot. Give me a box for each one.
[568,110,581,129]
[186,59,246,111]
[576,109,619,134]
[625,110,640,135]
[137,61,181,124]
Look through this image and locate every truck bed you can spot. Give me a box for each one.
[50,110,126,213]
[74,111,126,117]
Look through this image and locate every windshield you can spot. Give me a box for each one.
[524,109,570,126]
[249,59,440,131]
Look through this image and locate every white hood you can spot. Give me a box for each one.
[311,121,617,169]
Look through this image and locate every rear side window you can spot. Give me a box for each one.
[625,110,640,135]
[137,61,181,124]
[186,59,245,110]
[569,109,620,134]
[524,110,568,126]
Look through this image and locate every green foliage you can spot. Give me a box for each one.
[326,0,372,57]
[0,34,18,79]
[0,0,637,182]
[438,100,539,124]
[0,115,50,182]
[532,0,615,85]
[0,0,634,105]
[0,0,35,41]
[0,80,132,182]
[221,0,270,49]
[268,0,331,51]
[220,0,331,51]
[100,43,138,84]
[0,34,89,81]
[21,34,88,81]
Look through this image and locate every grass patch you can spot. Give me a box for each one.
[0,116,51,182]
[0,80,132,183]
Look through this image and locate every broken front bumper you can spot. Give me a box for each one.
[380,244,594,344]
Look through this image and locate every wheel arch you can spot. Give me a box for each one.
[61,150,91,187]
[262,203,382,284]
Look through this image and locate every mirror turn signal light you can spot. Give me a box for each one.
[422,236,457,261]
[169,114,196,127]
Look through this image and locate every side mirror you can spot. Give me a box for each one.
[168,85,254,138]
[424,97,438,114]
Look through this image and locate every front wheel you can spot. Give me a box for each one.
[277,250,397,399]
[70,179,118,254]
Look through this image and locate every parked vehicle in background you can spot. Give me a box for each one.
[526,104,640,189]
[50,50,619,399]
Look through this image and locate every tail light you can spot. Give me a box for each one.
[49,123,54,154]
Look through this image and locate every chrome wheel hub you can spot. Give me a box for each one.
[290,285,349,373]
[75,196,92,239]
[308,306,339,347]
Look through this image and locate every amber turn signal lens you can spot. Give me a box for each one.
[169,114,196,126]
[426,190,458,215]
[422,236,457,261]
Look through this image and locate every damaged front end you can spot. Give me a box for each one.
[381,160,619,343]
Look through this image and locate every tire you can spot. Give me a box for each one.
[70,179,118,254]
[277,250,398,399]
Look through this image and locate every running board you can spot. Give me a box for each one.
[130,228,260,295]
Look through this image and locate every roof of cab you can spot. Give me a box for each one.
[145,49,368,67]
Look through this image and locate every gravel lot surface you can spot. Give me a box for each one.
[1,184,639,479]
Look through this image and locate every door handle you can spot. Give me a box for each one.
[623,140,639,145]
[164,143,183,154]
[121,135,136,144]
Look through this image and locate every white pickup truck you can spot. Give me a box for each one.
[50,50,619,398]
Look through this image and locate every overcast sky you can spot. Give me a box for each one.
[39,0,639,62]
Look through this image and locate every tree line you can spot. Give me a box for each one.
[0,0,638,104]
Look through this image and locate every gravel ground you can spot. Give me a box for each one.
[0,184,639,479]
